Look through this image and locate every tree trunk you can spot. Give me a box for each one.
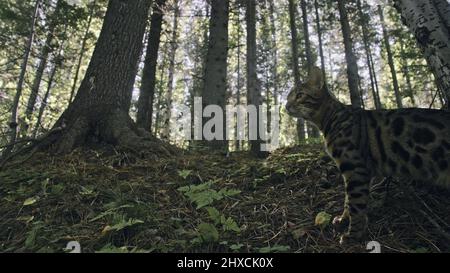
[153,45,169,137]
[357,0,382,109]
[36,0,173,155]
[69,0,97,103]
[268,0,279,107]
[136,0,167,131]
[23,0,62,135]
[160,1,179,140]
[246,0,264,156]
[288,0,305,142]
[32,25,68,139]
[399,37,416,105]
[202,0,229,151]
[4,0,41,157]
[337,0,362,109]
[300,0,320,139]
[314,0,326,81]
[235,5,242,151]
[393,0,450,108]
[378,5,403,109]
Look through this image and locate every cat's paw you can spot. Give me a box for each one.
[332,215,349,232]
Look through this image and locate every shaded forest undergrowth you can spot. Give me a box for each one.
[0,144,449,253]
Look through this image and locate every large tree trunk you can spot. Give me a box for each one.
[337,0,363,109]
[160,0,179,140]
[4,0,42,158]
[357,0,382,109]
[393,0,450,108]
[69,0,97,103]
[288,0,305,142]
[36,0,172,155]
[23,0,62,135]
[379,5,403,109]
[202,0,229,151]
[136,0,167,131]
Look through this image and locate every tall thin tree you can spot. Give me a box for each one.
[378,5,403,108]
[337,0,363,109]
[136,0,167,131]
[288,0,305,141]
[4,0,42,157]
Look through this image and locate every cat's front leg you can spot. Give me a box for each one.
[336,161,371,244]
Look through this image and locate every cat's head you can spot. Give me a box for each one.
[286,67,327,120]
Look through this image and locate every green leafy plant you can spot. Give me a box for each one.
[178,181,240,209]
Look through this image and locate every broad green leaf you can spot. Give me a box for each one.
[198,223,219,243]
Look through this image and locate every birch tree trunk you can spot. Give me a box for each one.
[393,0,450,108]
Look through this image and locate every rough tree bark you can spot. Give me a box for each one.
[160,0,179,140]
[393,0,450,108]
[337,0,363,109]
[36,0,172,155]
[136,0,167,131]
[202,0,229,151]
[379,5,403,109]
[288,0,305,142]
[4,0,42,157]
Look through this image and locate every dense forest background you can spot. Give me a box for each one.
[0,0,449,253]
[0,0,448,153]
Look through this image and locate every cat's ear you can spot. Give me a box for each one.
[307,67,324,90]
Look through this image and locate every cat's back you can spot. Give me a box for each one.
[364,108,450,188]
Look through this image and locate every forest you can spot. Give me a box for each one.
[0,0,449,254]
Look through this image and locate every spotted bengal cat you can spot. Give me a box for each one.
[286,67,450,244]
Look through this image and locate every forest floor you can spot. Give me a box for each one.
[0,143,449,253]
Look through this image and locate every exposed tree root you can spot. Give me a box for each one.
[30,110,179,158]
